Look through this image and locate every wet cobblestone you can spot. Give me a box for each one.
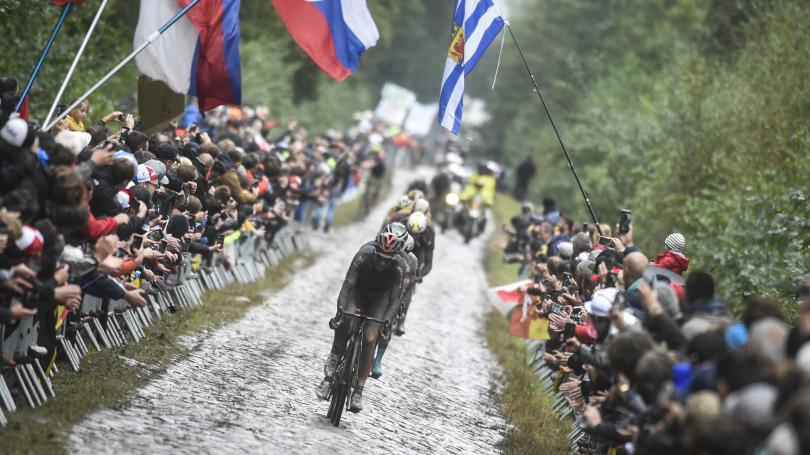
[68,171,507,454]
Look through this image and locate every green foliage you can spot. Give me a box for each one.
[0,1,138,124]
[474,0,810,311]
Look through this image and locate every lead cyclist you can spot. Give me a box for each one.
[316,223,410,412]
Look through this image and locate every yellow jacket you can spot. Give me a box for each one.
[460,174,496,206]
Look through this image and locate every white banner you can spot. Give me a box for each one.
[374,83,417,126]
[403,102,438,137]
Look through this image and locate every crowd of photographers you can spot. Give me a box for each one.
[0,75,388,392]
[503,198,810,454]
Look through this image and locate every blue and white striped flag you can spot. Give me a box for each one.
[437,0,505,134]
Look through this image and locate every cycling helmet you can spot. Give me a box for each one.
[404,234,414,252]
[407,189,425,201]
[407,212,428,235]
[375,223,407,257]
[397,195,414,210]
[413,198,430,215]
[389,222,408,240]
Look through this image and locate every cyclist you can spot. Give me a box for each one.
[406,210,435,281]
[316,223,410,412]
[459,162,496,207]
[382,194,414,226]
[372,231,418,378]
[393,211,435,335]
[362,144,386,215]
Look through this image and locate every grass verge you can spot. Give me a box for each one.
[0,254,314,455]
[332,175,392,229]
[484,194,570,454]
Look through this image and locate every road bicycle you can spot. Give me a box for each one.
[326,310,387,426]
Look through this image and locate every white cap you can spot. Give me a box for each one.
[584,287,618,317]
[55,131,91,156]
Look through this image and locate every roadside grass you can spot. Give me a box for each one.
[0,254,314,455]
[332,175,392,229]
[484,194,570,454]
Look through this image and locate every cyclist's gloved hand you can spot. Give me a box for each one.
[329,310,342,330]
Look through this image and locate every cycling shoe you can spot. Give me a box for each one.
[349,387,363,412]
[316,378,331,400]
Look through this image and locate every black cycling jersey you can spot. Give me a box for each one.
[336,243,408,321]
[411,223,436,277]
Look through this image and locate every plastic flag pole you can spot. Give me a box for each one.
[15,3,73,112]
[44,0,202,131]
[43,0,110,128]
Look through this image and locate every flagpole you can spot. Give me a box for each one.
[44,0,201,131]
[504,23,603,235]
[15,3,73,112]
[43,0,110,128]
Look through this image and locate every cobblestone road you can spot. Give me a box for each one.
[69,170,507,454]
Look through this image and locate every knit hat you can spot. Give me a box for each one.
[15,225,44,257]
[0,118,36,152]
[665,232,685,251]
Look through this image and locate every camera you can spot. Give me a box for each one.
[118,113,127,123]
[20,278,46,309]
[598,236,616,249]
[130,234,144,251]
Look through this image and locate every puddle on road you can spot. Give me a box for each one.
[69,170,508,454]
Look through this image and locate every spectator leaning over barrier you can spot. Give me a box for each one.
[0,89,393,413]
[500,198,810,454]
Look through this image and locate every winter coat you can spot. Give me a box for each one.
[654,250,689,275]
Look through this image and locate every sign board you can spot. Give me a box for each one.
[374,82,416,126]
[462,97,490,127]
[403,102,438,137]
[137,76,185,134]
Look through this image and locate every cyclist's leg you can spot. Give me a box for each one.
[318,294,360,399]
[329,296,359,356]
[356,297,387,388]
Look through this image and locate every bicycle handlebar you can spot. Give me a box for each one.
[339,310,388,325]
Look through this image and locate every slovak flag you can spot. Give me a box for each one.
[134,0,241,111]
[271,0,379,81]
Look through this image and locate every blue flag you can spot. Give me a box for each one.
[437,0,505,134]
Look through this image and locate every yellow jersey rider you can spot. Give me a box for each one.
[460,163,496,206]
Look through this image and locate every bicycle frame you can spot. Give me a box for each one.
[326,310,386,426]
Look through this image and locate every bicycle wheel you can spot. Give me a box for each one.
[347,327,364,414]
[330,386,347,426]
[330,332,358,426]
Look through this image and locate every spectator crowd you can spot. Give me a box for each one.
[0,74,391,418]
[501,196,810,454]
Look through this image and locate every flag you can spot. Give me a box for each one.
[438,0,504,134]
[270,0,379,81]
[52,0,84,5]
[487,279,532,315]
[505,303,550,340]
[134,0,241,112]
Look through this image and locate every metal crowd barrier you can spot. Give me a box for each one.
[0,230,310,425]
[525,340,592,453]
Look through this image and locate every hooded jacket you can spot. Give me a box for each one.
[654,250,689,275]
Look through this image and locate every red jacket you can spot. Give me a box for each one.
[80,204,119,240]
[654,251,689,275]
